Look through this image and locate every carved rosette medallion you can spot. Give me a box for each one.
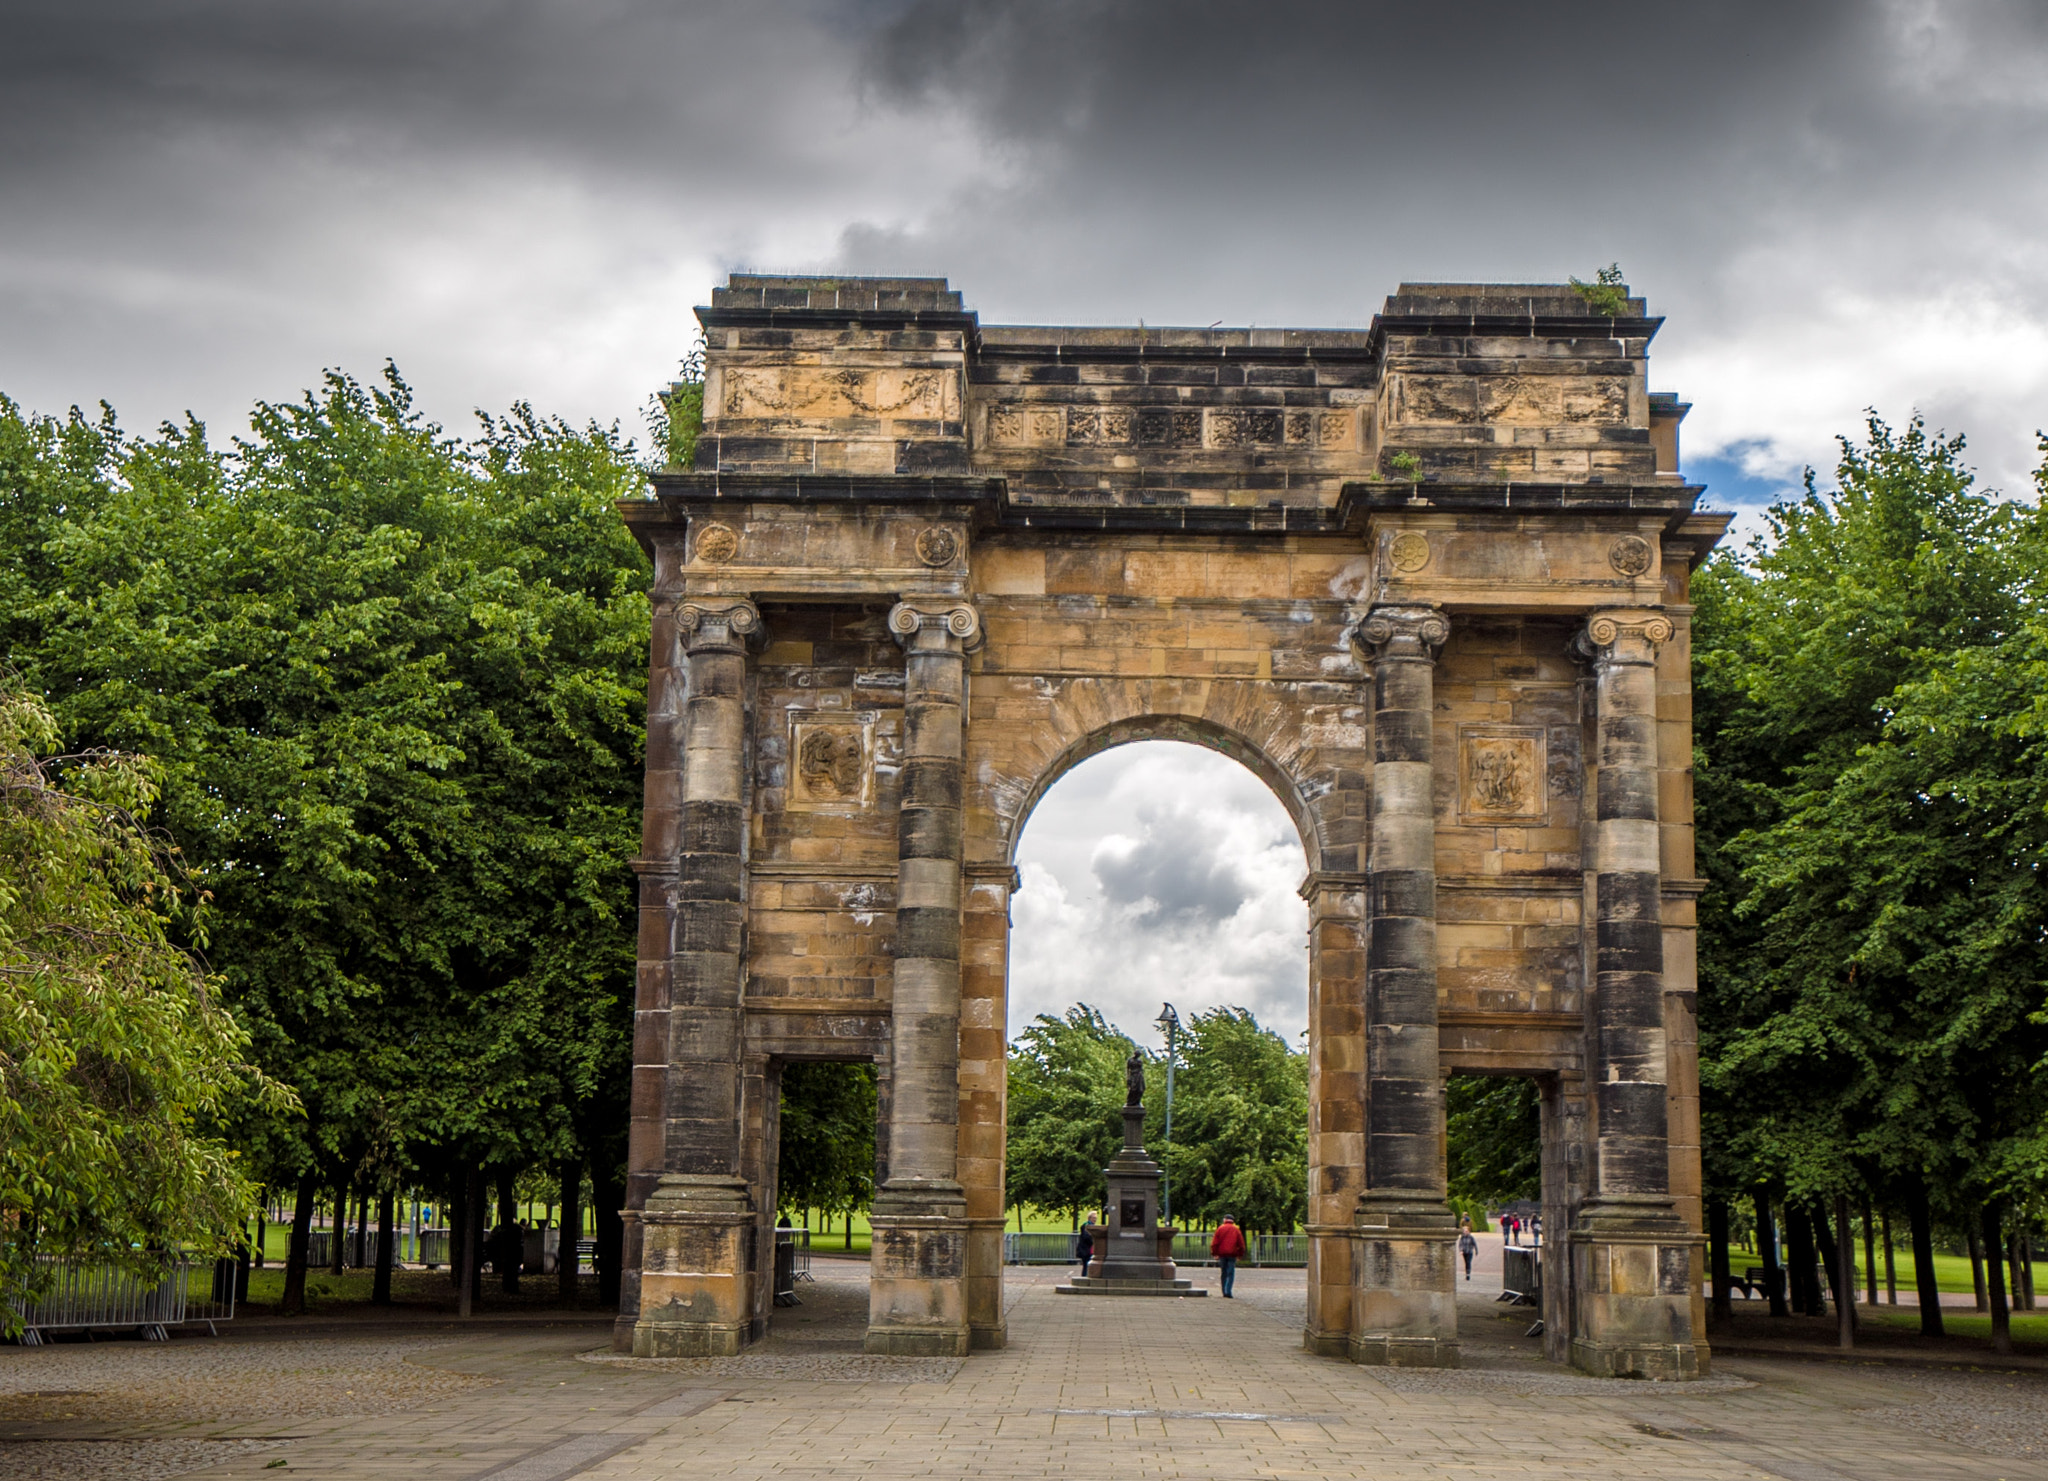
[914,527,959,567]
[1388,531,1432,573]
[888,600,983,651]
[693,522,739,564]
[1607,535,1654,577]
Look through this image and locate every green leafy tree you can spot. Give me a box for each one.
[1150,1007,1306,1235]
[1006,1005,1131,1226]
[1444,1075,1540,1207]
[776,1061,876,1225]
[1,683,294,1330]
[1693,417,2048,1344]
[8,368,649,1309]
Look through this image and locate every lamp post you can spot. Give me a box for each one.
[1155,1002,1180,1227]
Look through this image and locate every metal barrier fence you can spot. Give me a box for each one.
[299,1229,455,1269]
[1501,1245,1540,1305]
[1003,1231,1310,1267]
[7,1255,238,1345]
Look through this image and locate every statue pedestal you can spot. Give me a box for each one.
[1055,1106,1204,1298]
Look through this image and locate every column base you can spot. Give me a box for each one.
[1304,1224,1355,1358]
[865,1180,970,1357]
[1350,1191,1459,1368]
[1568,1195,1705,1380]
[629,1174,758,1358]
[965,1217,1007,1351]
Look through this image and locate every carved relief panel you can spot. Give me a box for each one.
[787,717,875,810]
[1457,725,1548,823]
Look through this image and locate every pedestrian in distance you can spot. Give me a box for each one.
[1076,1215,1098,1274]
[1210,1214,1248,1298]
[1458,1221,1477,1281]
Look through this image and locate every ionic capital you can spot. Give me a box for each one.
[675,597,765,655]
[888,599,983,653]
[1348,603,1448,664]
[1573,608,1673,666]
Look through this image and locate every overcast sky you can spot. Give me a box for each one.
[6,2,2045,1044]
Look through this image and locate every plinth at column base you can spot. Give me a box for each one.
[1303,1329,1352,1358]
[1349,1334,1461,1367]
[1568,1195,1705,1381]
[1569,1338,1702,1380]
[1055,1276,1205,1297]
[1350,1191,1460,1369]
[629,1173,758,1358]
[865,1180,970,1357]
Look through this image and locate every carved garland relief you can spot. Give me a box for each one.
[723,367,955,421]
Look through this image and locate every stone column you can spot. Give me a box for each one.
[1349,603,1459,1368]
[1302,870,1367,1358]
[632,596,763,1359]
[1567,608,1700,1379]
[866,599,979,1357]
[960,861,1017,1351]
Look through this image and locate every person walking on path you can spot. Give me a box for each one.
[1076,1216,1098,1274]
[1211,1215,1248,1298]
[1458,1222,1477,1281]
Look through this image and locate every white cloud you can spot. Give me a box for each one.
[1008,742,1309,1049]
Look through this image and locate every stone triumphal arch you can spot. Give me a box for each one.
[616,275,1728,1379]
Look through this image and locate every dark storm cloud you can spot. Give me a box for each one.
[3,1,2046,491]
[1092,807,1259,924]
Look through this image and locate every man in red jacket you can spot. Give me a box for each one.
[1210,1215,1248,1298]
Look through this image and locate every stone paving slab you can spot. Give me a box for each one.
[3,1263,2045,1480]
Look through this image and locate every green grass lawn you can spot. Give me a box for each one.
[1729,1241,2033,1298]
[1858,1303,2048,1343]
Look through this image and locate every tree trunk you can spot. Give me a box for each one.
[356,1185,370,1269]
[2023,1224,2037,1312]
[1833,1194,1857,1348]
[1908,1181,1944,1336]
[556,1158,581,1307]
[1757,1192,1788,1318]
[280,1173,316,1316]
[1708,1195,1734,1322]
[329,1183,347,1275]
[1967,1223,1988,1311]
[1862,1198,1878,1306]
[2008,1230,2026,1314]
[498,1172,520,1295]
[1882,1210,1897,1304]
[254,1207,266,1269]
[1982,1203,2012,1354]
[593,1164,624,1308]
[459,1166,485,1314]
[372,1188,396,1305]
[449,1177,467,1289]
[1786,1204,1818,1315]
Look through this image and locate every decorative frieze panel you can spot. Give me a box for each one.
[981,403,1353,452]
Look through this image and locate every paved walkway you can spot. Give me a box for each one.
[4,1262,2045,1480]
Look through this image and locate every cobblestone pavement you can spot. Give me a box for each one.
[3,1262,2046,1480]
